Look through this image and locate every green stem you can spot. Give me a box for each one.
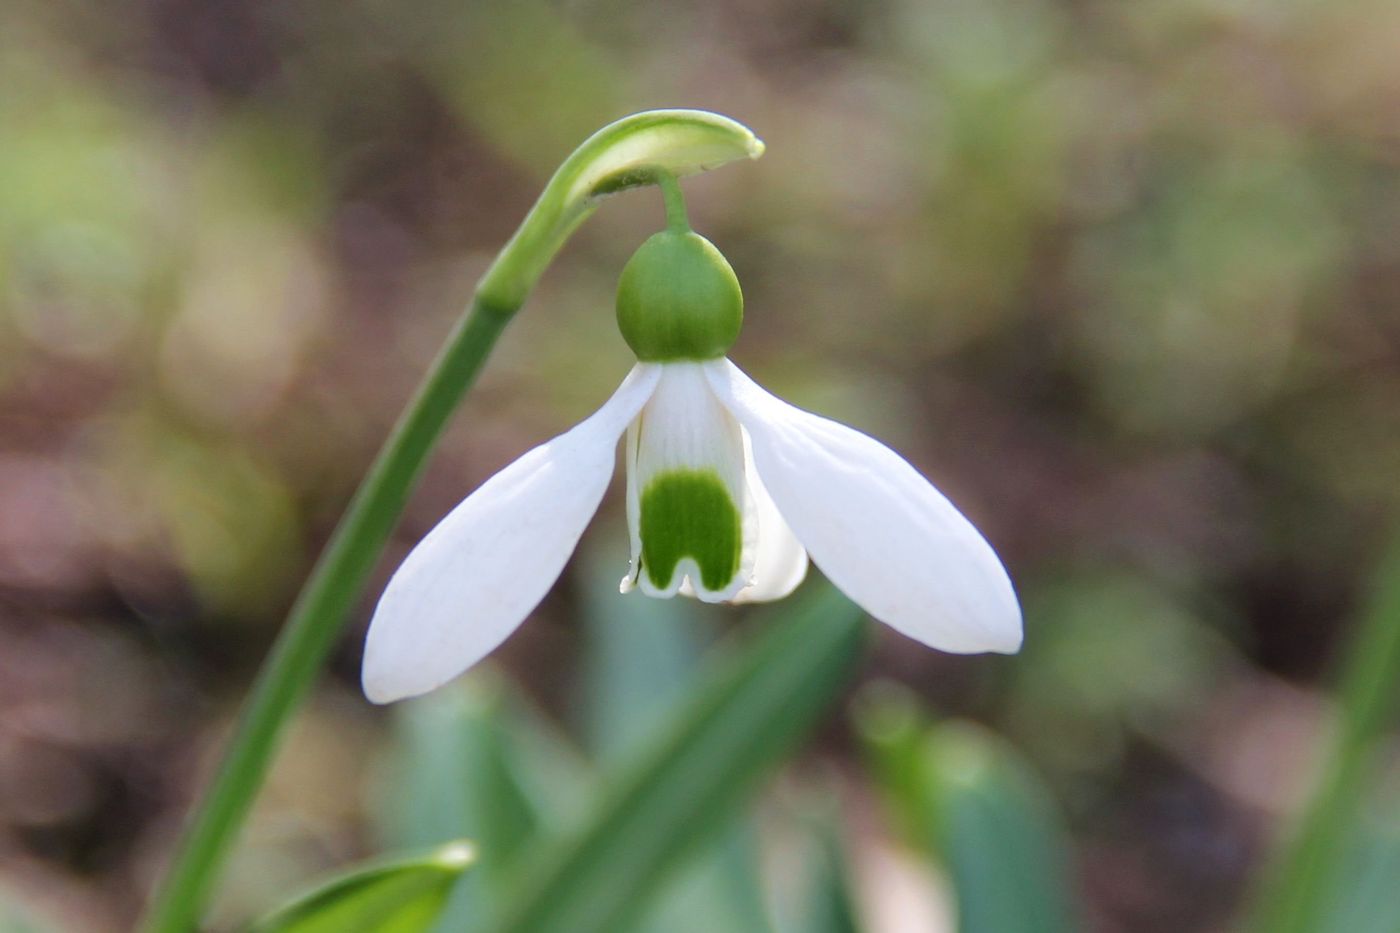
[141,299,509,933]
[138,109,764,932]
[657,171,690,233]
[1247,535,1400,933]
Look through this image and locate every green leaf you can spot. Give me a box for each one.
[799,809,864,933]
[578,547,708,758]
[1247,536,1400,933]
[381,675,547,862]
[481,584,866,933]
[860,691,1078,933]
[578,549,772,933]
[639,824,774,933]
[1321,815,1400,933]
[377,672,590,931]
[246,842,476,933]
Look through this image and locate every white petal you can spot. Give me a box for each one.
[705,359,1022,653]
[731,433,808,603]
[362,364,662,703]
[620,362,750,602]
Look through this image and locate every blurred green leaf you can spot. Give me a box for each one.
[578,550,772,933]
[382,676,538,859]
[1321,816,1400,933]
[571,558,780,933]
[797,807,864,933]
[578,548,710,758]
[1249,537,1400,933]
[647,825,774,933]
[480,585,865,933]
[860,689,1077,933]
[246,841,475,933]
[378,672,590,930]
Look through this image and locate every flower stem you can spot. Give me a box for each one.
[1246,535,1400,933]
[137,109,764,933]
[140,299,509,933]
[657,170,691,233]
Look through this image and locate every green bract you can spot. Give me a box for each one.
[477,110,764,317]
[616,230,744,362]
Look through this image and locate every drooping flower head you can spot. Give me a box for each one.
[362,176,1021,704]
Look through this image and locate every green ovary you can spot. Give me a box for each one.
[640,469,742,592]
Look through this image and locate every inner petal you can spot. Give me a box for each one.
[730,432,808,603]
[623,362,751,601]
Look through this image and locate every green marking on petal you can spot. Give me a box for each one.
[640,469,742,593]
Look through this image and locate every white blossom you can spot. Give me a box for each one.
[362,359,1022,704]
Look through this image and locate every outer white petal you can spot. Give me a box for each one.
[731,432,808,603]
[705,359,1022,653]
[362,364,662,703]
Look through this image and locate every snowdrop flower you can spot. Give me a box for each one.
[363,199,1021,704]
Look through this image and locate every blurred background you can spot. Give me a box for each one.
[3,0,1400,929]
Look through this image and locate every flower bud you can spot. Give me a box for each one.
[616,230,743,362]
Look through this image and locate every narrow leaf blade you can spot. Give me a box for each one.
[484,585,866,933]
